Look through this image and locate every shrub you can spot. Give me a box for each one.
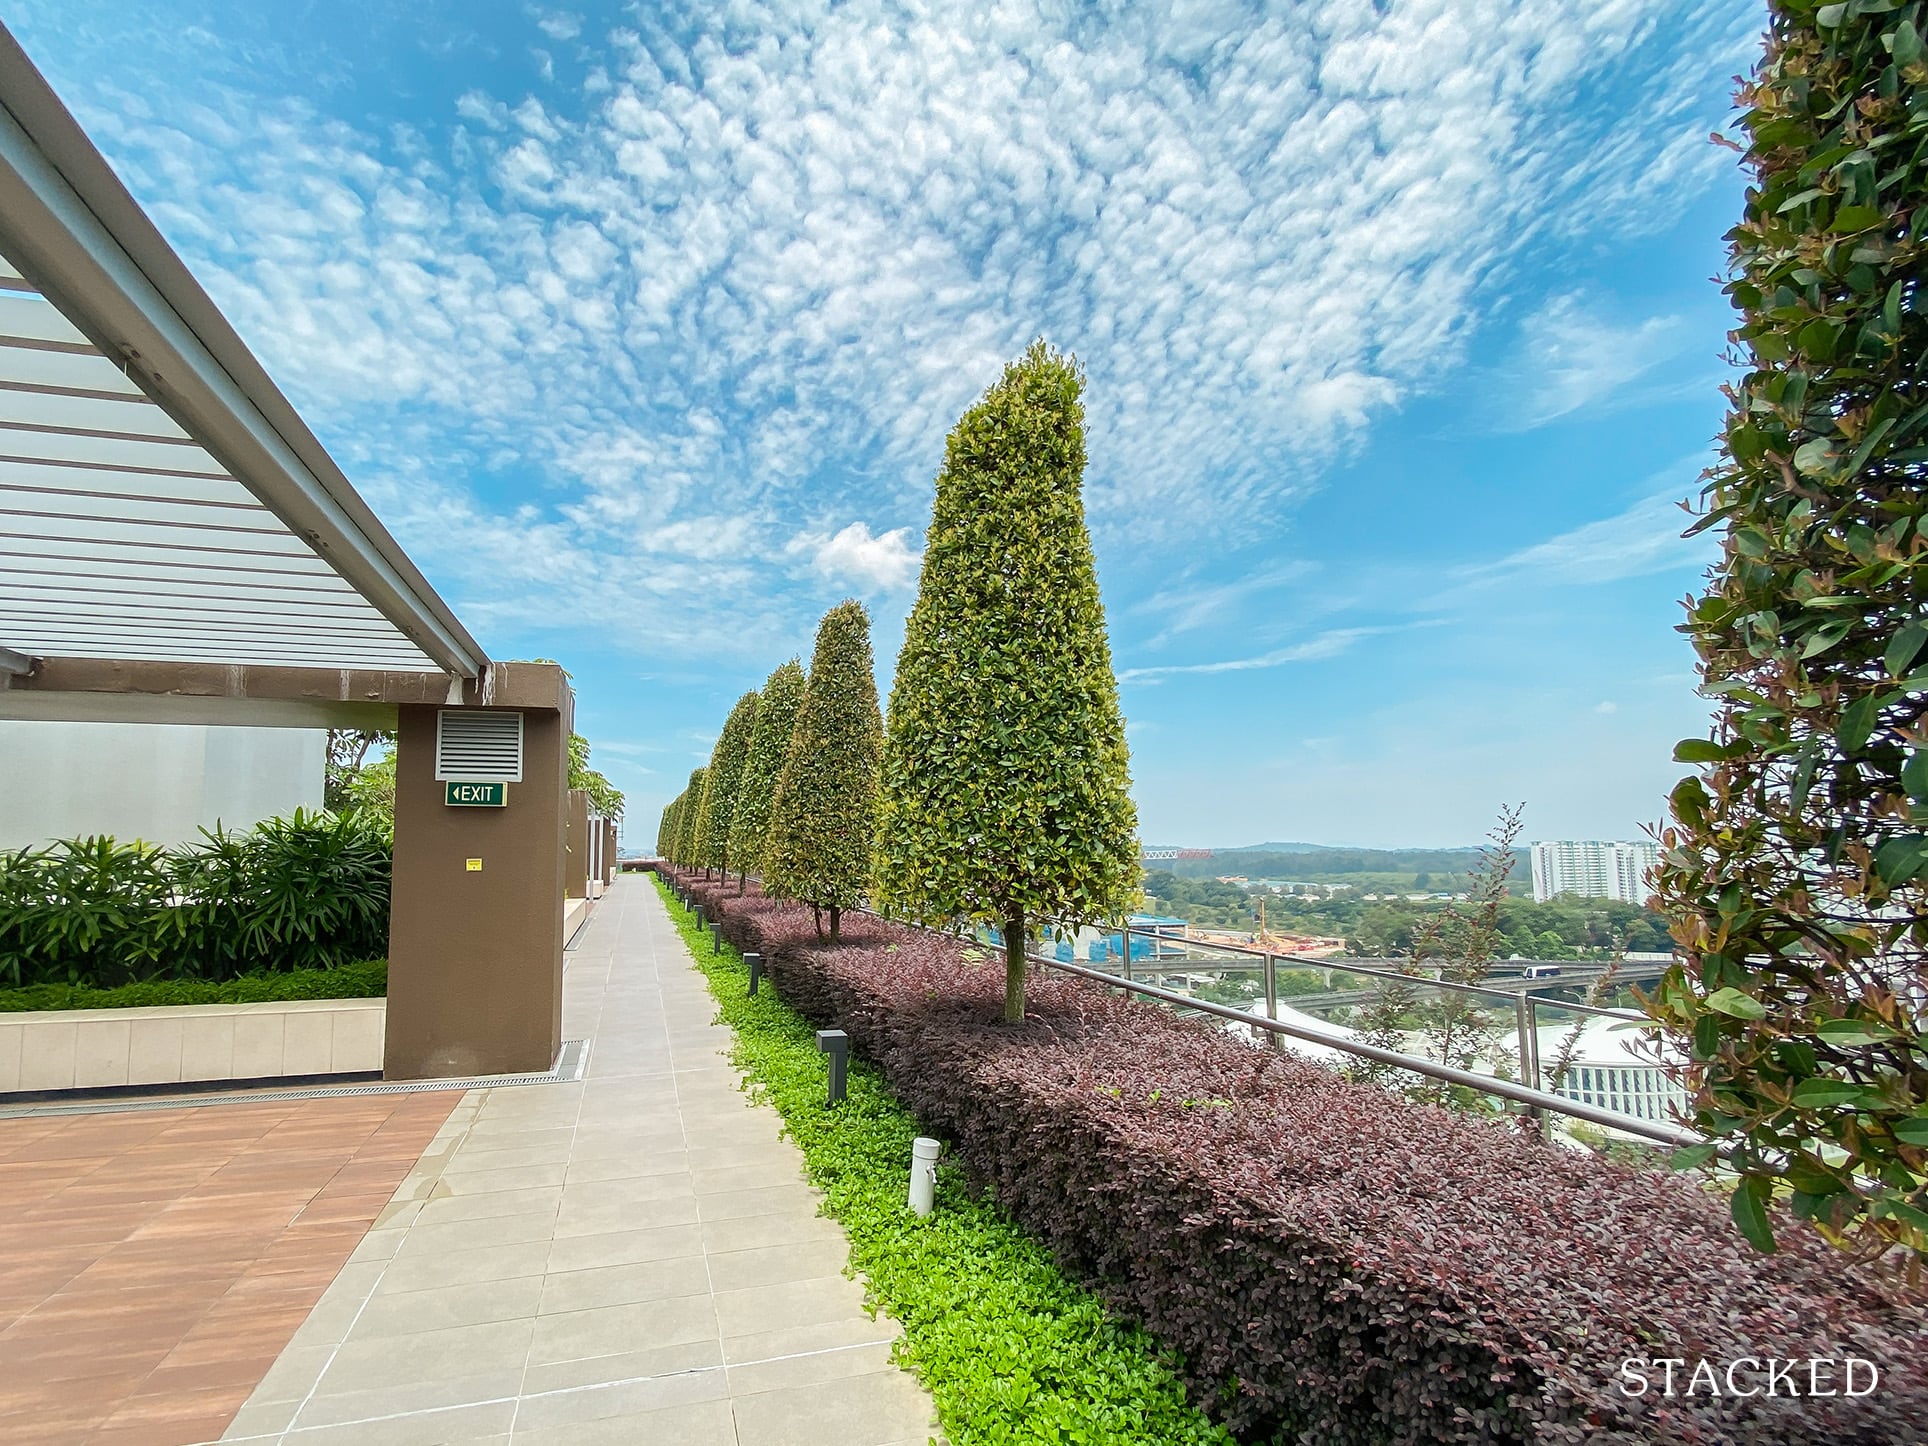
[696,690,760,878]
[0,810,390,988]
[727,658,807,886]
[1652,0,1928,1264]
[764,601,883,940]
[673,867,1928,1446]
[0,960,387,1013]
[657,877,1231,1445]
[875,339,1138,1022]
[675,766,705,867]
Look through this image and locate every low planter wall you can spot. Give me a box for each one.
[0,997,385,1094]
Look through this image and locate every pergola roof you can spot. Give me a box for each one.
[0,25,485,678]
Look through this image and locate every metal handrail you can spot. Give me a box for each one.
[1110,924,1647,1020]
[668,872,1696,1150]
[1038,954,1700,1148]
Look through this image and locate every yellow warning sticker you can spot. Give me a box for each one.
[466,858,483,872]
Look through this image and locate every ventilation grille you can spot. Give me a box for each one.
[436,710,523,782]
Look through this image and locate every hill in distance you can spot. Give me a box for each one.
[1152,842,1529,885]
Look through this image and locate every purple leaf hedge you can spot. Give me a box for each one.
[670,870,1927,1444]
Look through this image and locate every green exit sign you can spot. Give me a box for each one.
[445,781,506,807]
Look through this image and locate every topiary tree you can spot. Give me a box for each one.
[675,767,705,869]
[727,659,807,895]
[874,340,1138,1022]
[1650,1,1928,1265]
[656,799,674,859]
[764,602,883,941]
[694,692,759,882]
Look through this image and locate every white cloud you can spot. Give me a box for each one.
[1595,700,1619,714]
[1119,626,1391,683]
[48,1,1753,661]
[1466,487,1706,589]
[1495,293,1693,431]
[788,522,922,593]
[535,12,581,43]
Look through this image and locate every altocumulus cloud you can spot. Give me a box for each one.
[53,0,1751,658]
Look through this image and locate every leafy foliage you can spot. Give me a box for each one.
[674,766,706,867]
[0,811,391,988]
[0,960,386,1013]
[1651,0,1928,1262]
[875,340,1137,1020]
[727,659,808,882]
[657,878,1230,1446]
[567,732,626,820]
[324,728,391,813]
[764,601,883,936]
[676,868,1928,1445]
[694,691,760,874]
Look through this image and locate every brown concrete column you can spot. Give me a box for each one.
[603,819,617,884]
[565,789,590,901]
[384,680,569,1079]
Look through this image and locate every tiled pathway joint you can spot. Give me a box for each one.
[221,876,937,1445]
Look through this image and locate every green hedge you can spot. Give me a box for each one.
[0,810,390,989]
[657,876,1229,1446]
[0,960,387,1013]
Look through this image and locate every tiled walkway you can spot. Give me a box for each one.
[0,1091,459,1445]
[221,875,937,1445]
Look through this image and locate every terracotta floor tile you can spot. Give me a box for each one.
[0,1089,459,1444]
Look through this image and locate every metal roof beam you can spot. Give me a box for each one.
[0,25,488,679]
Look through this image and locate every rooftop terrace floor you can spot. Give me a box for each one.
[1,877,937,1445]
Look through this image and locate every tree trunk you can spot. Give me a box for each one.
[1003,911,1026,1023]
[829,904,841,943]
[812,903,824,941]
[737,872,747,896]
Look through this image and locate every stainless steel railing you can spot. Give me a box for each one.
[668,874,1698,1150]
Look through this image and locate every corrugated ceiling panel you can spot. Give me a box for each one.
[0,249,443,671]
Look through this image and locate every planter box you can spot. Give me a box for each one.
[0,997,386,1094]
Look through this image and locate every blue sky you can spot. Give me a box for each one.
[10,2,1761,849]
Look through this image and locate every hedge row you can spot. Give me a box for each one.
[0,960,386,1014]
[670,869,1928,1445]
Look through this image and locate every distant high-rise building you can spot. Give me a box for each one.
[1529,839,1659,904]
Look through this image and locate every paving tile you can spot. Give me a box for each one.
[204,879,935,1444]
[527,1293,720,1365]
[729,1367,939,1446]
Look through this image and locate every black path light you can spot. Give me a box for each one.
[745,952,763,995]
[816,1029,850,1105]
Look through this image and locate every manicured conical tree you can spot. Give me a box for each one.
[765,602,883,941]
[695,691,759,881]
[875,340,1137,1022]
[656,800,674,859]
[727,659,807,895]
[1650,3,1928,1264]
[691,766,719,878]
[663,792,684,863]
[675,767,705,868]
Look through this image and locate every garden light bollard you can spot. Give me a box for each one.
[711,922,723,952]
[908,1136,941,1217]
[694,903,706,927]
[745,952,763,995]
[816,1028,850,1106]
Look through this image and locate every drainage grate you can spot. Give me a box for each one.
[0,1038,589,1119]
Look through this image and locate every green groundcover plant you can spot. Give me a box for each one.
[0,960,387,1013]
[655,875,1230,1446]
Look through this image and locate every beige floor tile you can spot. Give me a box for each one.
[729,1368,939,1446]
[527,1293,720,1366]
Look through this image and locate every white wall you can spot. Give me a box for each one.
[0,721,325,849]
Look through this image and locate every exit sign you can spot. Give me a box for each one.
[445,782,506,807]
